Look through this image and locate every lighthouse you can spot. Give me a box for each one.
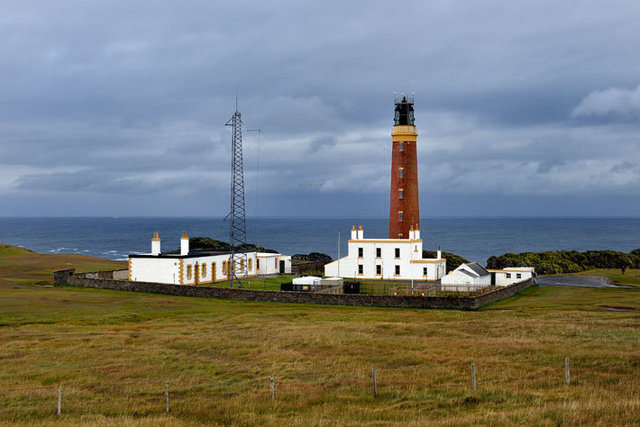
[389,95,419,239]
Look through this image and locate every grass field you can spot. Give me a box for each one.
[0,245,639,425]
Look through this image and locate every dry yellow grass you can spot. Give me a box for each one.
[0,245,638,425]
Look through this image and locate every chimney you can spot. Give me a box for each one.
[357,224,364,240]
[351,225,357,240]
[437,246,442,259]
[180,232,189,255]
[409,225,414,240]
[151,232,161,255]
[414,223,420,240]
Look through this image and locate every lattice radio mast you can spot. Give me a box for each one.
[225,98,248,288]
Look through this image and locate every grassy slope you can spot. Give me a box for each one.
[0,245,639,426]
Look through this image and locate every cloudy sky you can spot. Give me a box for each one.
[1,1,640,217]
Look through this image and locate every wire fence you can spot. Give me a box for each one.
[0,358,583,419]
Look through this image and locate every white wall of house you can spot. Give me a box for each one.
[324,226,445,281]
[489,267,535,286]
[256,253,292,275]
[129,252,258,285]
[129,257,179,284]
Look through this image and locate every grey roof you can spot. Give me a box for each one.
[463,262,490,277]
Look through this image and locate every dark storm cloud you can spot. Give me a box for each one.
[1,0,640,216]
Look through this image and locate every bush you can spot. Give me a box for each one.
[422,250,469,273]
[486,250,640,275]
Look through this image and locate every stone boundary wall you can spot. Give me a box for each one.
[54,269,535,310]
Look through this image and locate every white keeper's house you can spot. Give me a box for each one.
[128,232,291,285]
[324,225,446,281]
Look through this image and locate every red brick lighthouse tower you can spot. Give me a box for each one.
[389,95,420,239]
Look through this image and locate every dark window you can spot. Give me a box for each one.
[395,248,400,258]
[376,265,381,275]
[398,211,403,221]
[423,267,428,276]
[398,142,404,151]
[516,273,522,279]
[358,265,363,275]
[398,189,403,199]
[376,248,381,258]
[358,247,363,258]
[506,273,511,279]
[395,265,400,275]
[398,168,404,178]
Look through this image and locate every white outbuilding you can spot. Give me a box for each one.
[487,267,536,286]
[440,262,491,289]
[324,225,446,281]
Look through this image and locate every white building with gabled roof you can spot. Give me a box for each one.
[441,262,491,287]
[324,225,446,281]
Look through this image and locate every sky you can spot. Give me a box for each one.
[1,1,640,218]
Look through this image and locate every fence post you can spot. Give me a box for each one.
[471,362,476,390]
[165,382,170,413]
[270,375,275,401]
[57,385,62,415]
[372,368,377,398]
[565,357,570,385]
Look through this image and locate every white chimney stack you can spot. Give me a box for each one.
[409,225,415,240]
[180,232,189,255]
[151,232,161,255]
[437,246,442,259]
[414,223,420,240]
[350,225,357,240]
[357,225,364,240]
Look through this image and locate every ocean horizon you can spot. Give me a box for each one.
[1,216,639,266]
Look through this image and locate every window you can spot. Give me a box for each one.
[395,248,400,258]
[186,265,192,280]
[506,273,511,279]
[376,265,381,275]
[398,141,404,151]
[398,189,403,199]
[423,267,428,276]
[398,168,404,178]
[248,258,253,271]
[376,248,381,258]
[256,259,260,270]
[358,265,363,275]
[395,265,400,275]
[240,258,245,273]
[358,247,363,258]
[398,211,403,222]
[275,259,278,268]
[222,261,226,275]
[516,273,522,279]
[398,233,403,238]
[212,262,216,281]
[202,263,207,278]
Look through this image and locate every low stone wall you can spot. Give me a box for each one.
[54,269,535,310]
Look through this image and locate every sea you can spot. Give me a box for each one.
[0,217,639,265]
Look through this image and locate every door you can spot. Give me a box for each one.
[279,260,285,274]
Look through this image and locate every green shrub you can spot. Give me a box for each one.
[486,249,640,275]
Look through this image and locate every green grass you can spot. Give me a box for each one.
[0,245,639,426]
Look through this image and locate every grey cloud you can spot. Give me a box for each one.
[2,1,640,216]
[573,84,640,118]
